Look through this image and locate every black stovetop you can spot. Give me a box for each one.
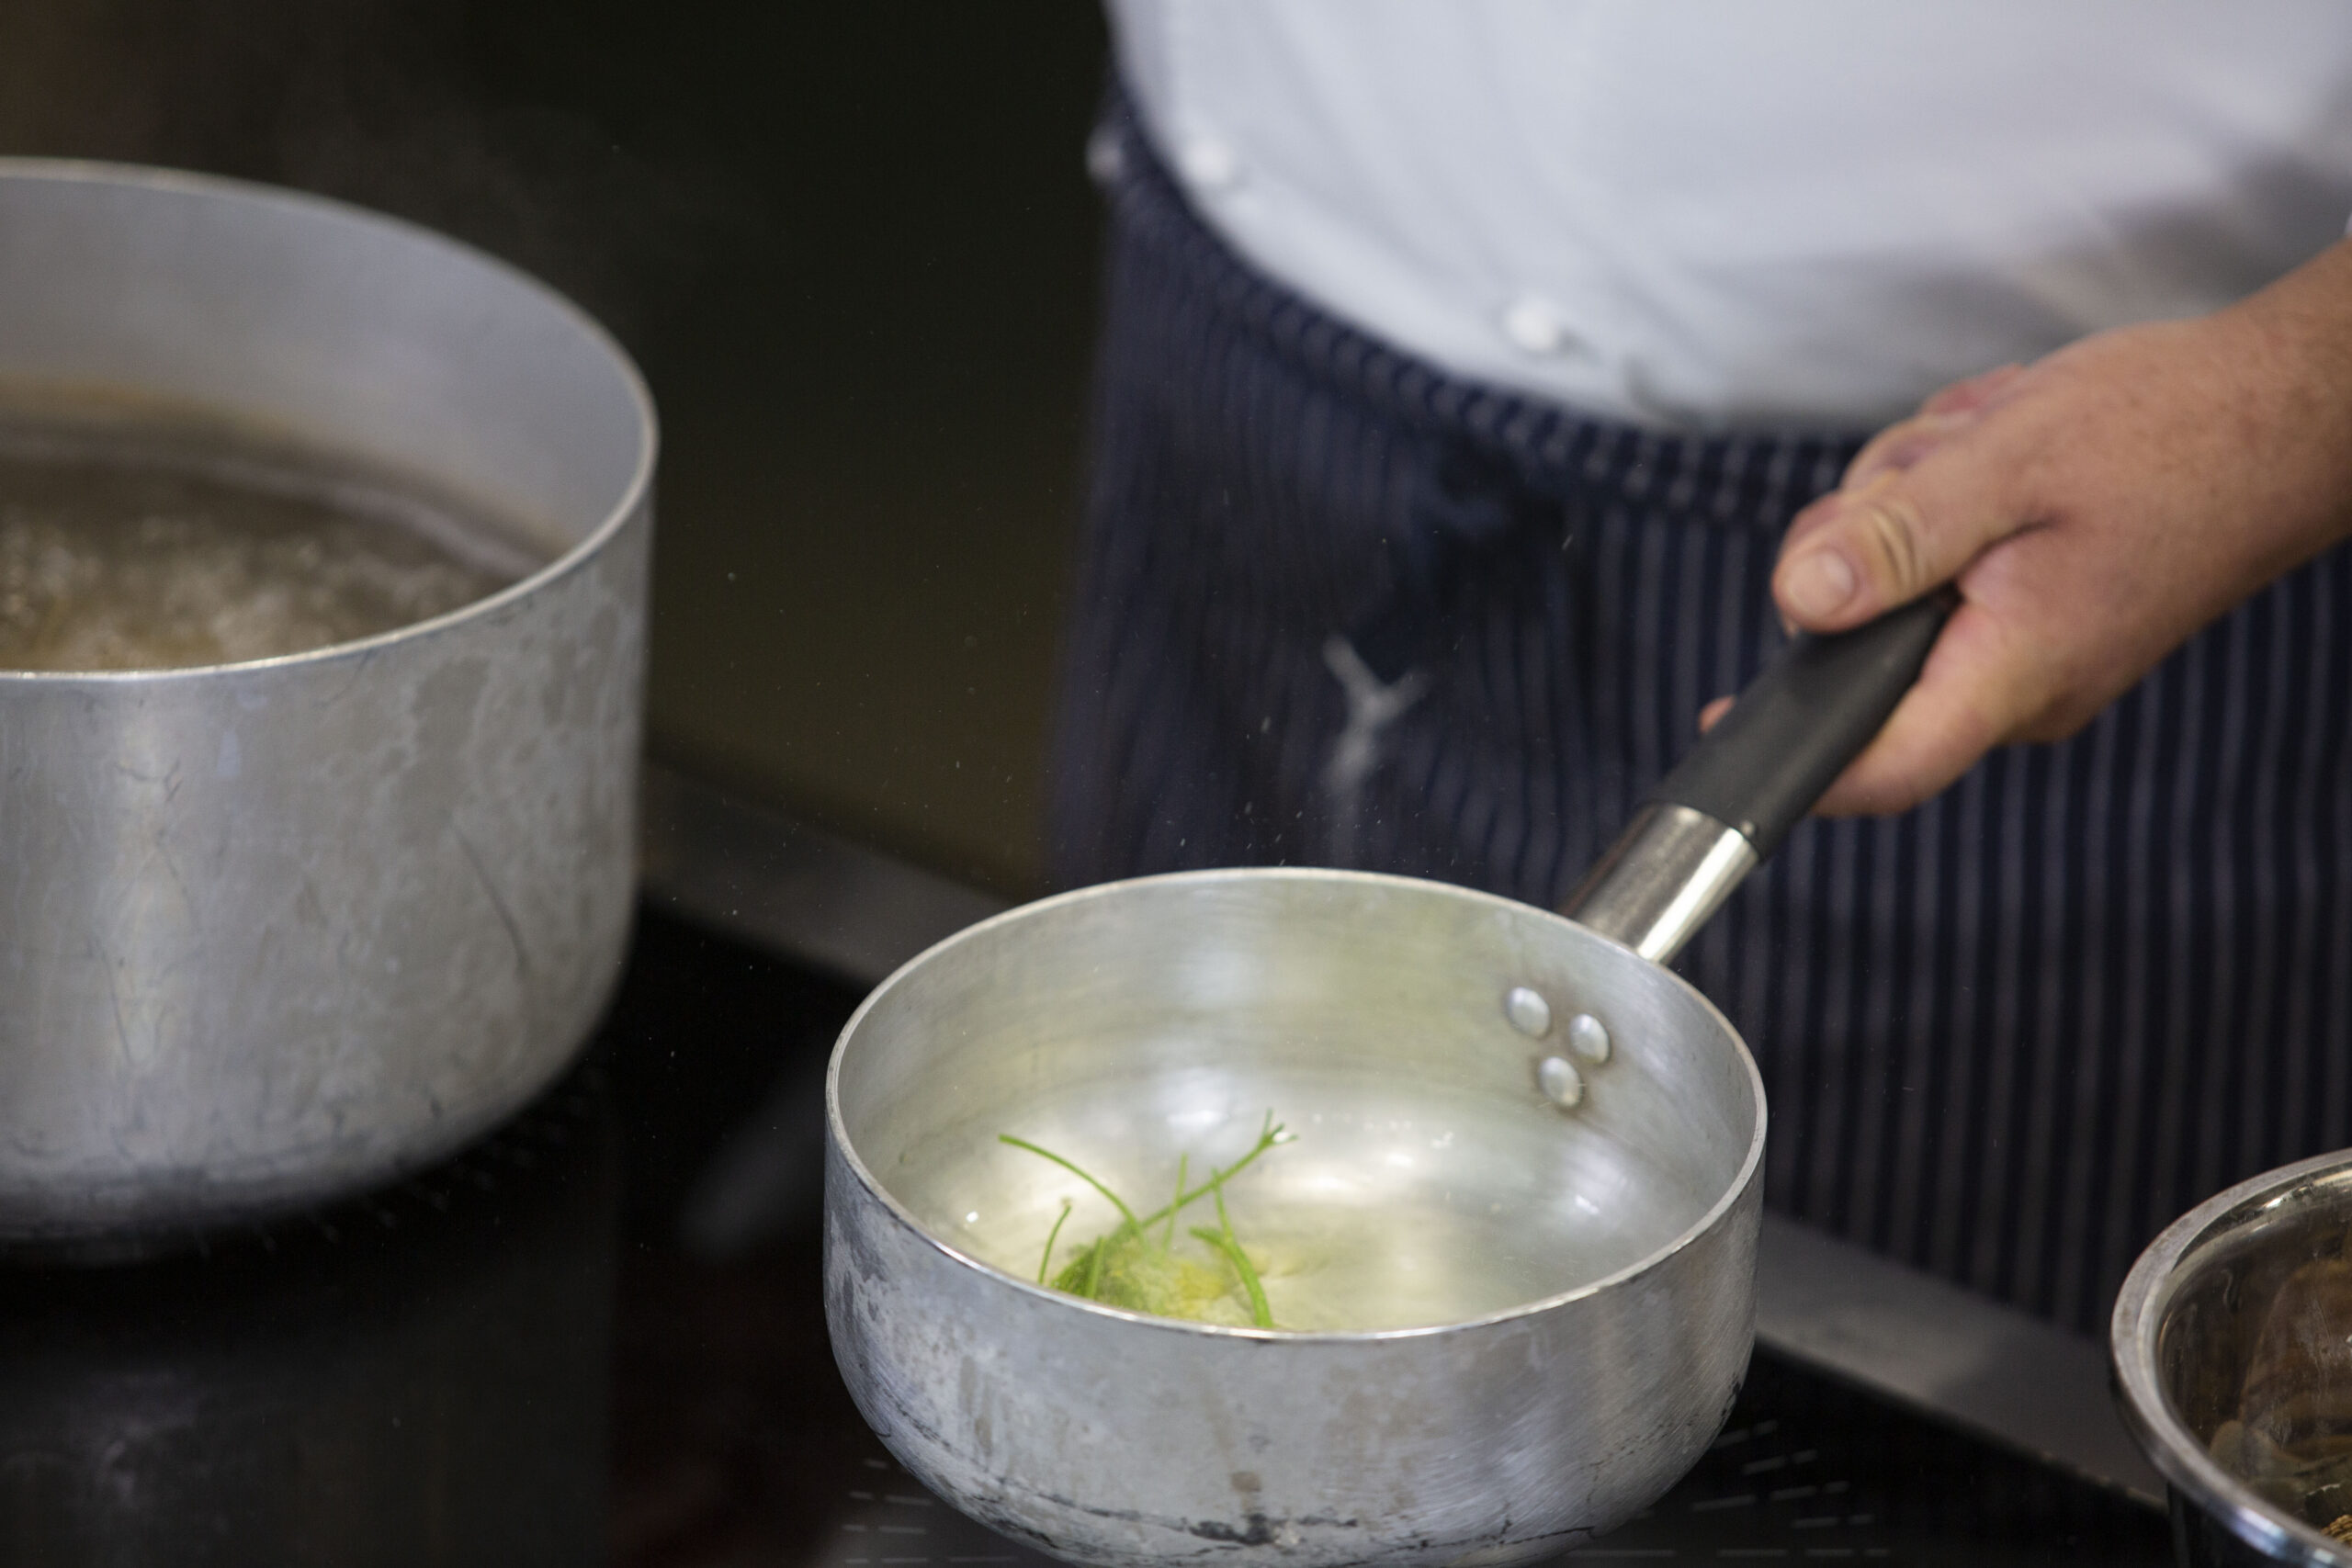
[0,908,2172,1567]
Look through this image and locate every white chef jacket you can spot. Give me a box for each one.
[1109,0,2352,432]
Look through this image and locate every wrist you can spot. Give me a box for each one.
[2213,239,2352,558]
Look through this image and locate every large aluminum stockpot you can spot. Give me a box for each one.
[0,162,652,1239]
[825,600,1954,1566]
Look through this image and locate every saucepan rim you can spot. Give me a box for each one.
[2113,1145,2352,1567]
[825,863,1768,1346]
[0,155,658,686]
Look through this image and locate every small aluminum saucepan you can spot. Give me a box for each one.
[827,599,1950,1567]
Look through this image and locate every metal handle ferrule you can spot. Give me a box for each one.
[1560,803,1758,964]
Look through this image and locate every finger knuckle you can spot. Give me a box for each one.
[2019,689,2103,744]
[1857,496,1930,595]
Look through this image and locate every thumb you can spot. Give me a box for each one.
[1774,441,2028,633]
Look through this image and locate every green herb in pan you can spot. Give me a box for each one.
[1000,1112,1290,1326]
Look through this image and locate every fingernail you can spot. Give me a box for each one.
[1781,549,1857,620]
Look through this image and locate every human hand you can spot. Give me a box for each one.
[1742,239,2352,816]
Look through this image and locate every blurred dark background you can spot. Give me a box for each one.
[0,0,1111,894]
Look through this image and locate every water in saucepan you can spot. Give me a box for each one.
[909,1076,1720,1334]
[0,408,547,671]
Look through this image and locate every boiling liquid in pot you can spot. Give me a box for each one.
[0,409,544,671]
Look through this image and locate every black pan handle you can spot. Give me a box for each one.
[1562,588,1957,962]
[1657,586,1957,861]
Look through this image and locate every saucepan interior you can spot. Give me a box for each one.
[833,867,1760,1332]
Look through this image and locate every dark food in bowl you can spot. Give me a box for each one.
[2208,1237,2352,1540]
[2115,1153,2352,1566]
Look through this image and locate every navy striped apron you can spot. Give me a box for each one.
[1049,99,2352,1336]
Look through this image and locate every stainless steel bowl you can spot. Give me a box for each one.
[0,161,653,1238]
[2115,1149,2352,1566]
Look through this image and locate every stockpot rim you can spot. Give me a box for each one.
[825,863,1769,1346]
[0,154,659,687]
[2112,1145,2352,1567]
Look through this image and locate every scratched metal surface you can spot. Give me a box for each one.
[0,163,651,1236]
